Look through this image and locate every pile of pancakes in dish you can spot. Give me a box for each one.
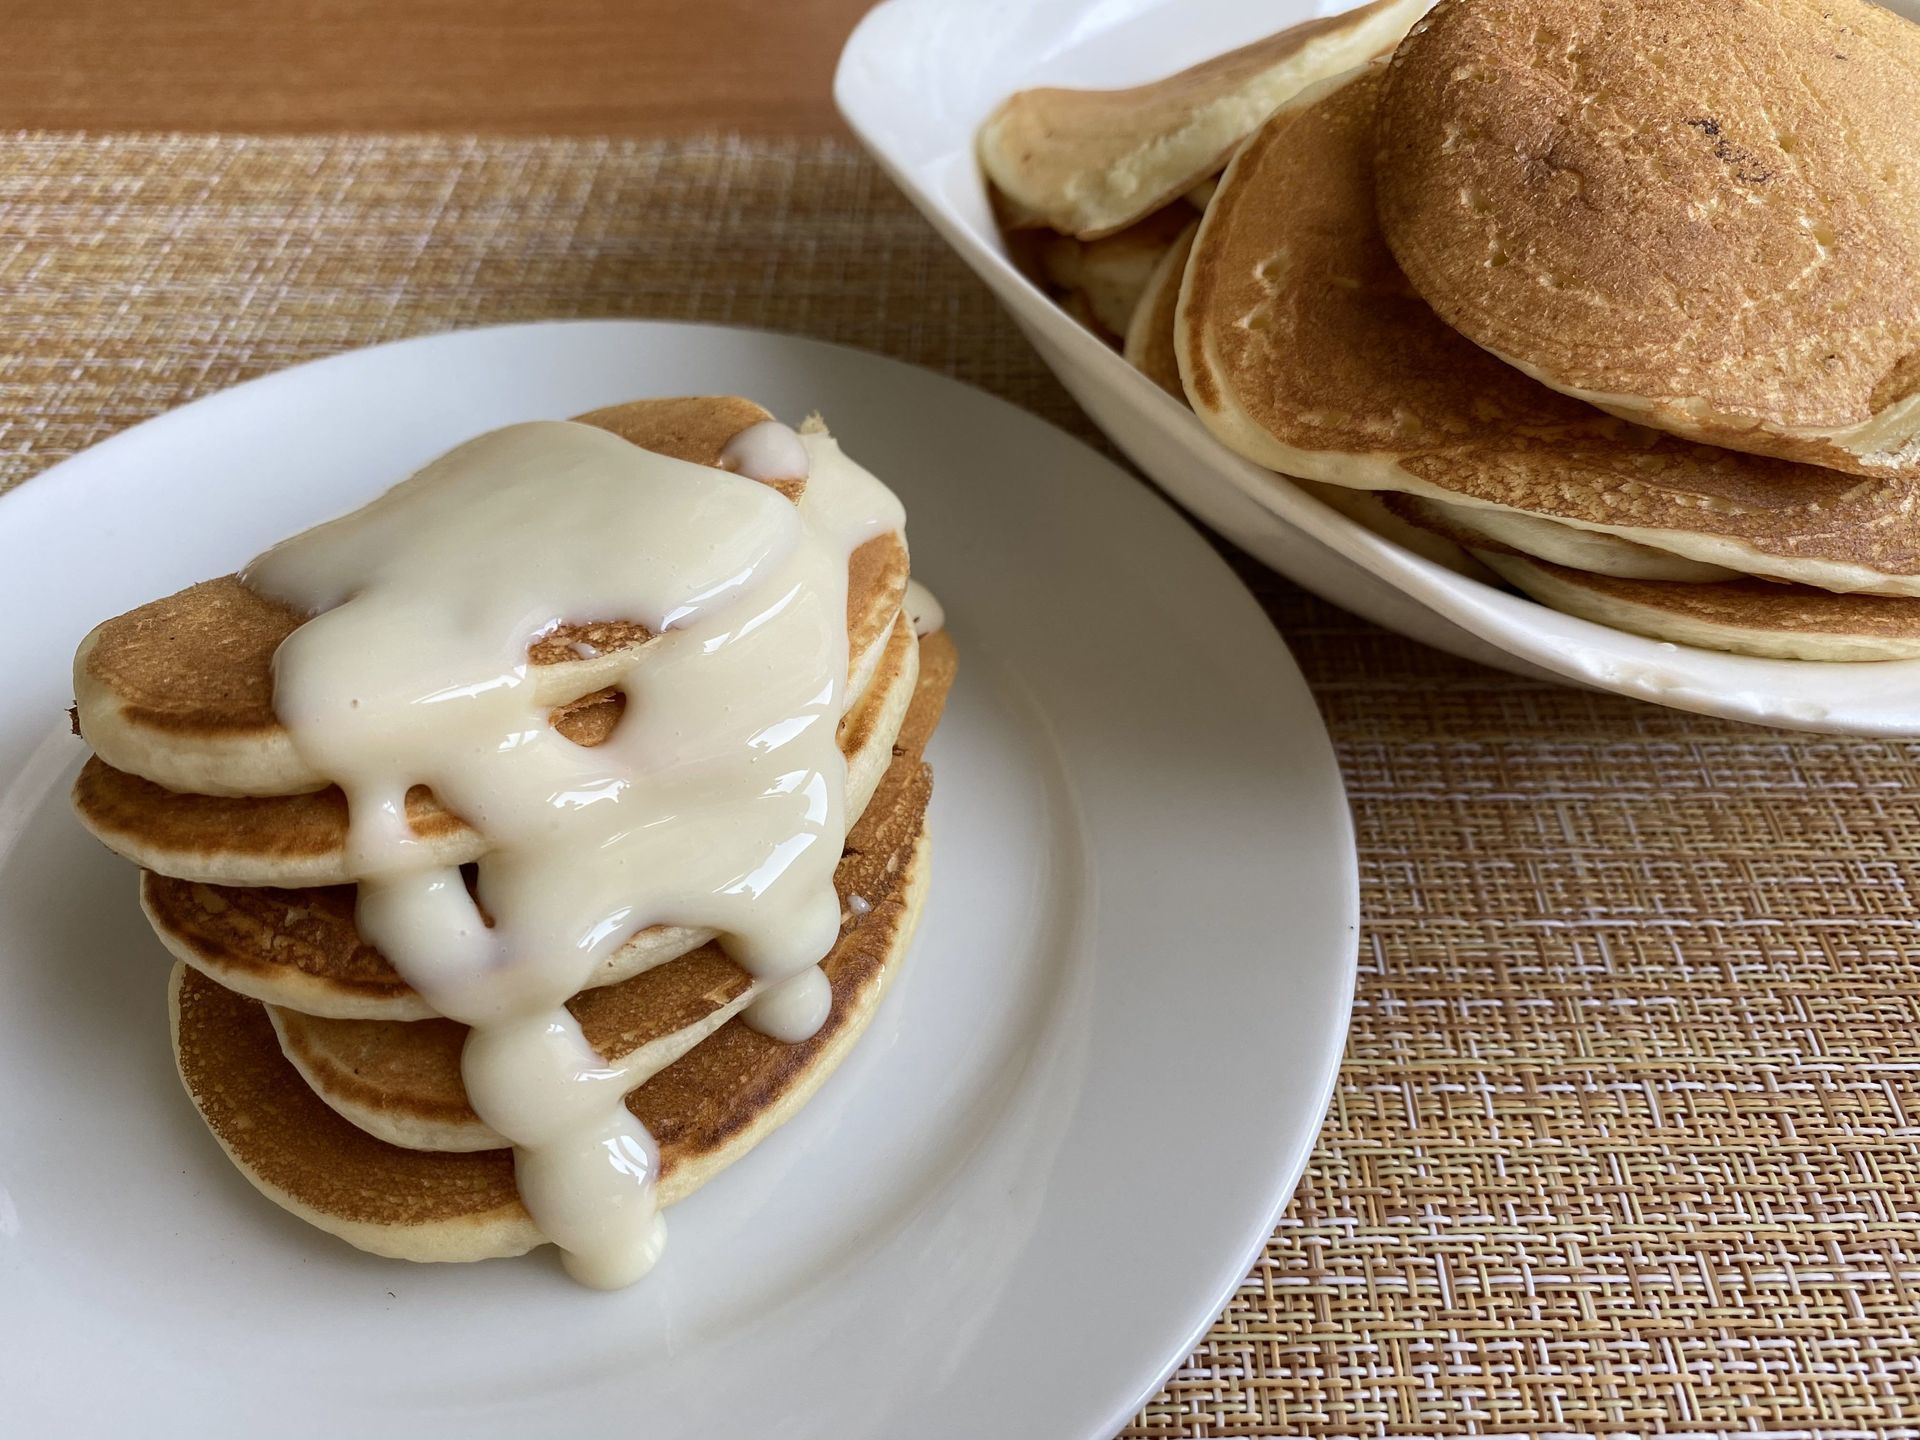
[68,397,954,1268]
[982,0,1920,661]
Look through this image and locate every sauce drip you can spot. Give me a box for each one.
[244,418,905,1287]
[904,578,945,638]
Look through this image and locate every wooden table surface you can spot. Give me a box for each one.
[6,0,879,135]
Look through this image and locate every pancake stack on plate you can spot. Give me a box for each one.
[988,0,1920,661]
[68,396,956,1270]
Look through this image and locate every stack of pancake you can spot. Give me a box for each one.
[983,0,1920,661]
[68,397,955,1269]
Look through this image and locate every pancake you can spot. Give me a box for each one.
[169,802,934,1266]
[1481,554,1920,661]
[267,704,940,1152]
[87,609,917,892]
[1299,482,1493,581]
[1122,218,1201,397]
[1114,232,1486,579]
[141,869,707,1023]
[1376,0,1920,477]
[1384,494,1738,583]
[1039,202,1198,339]
[1178,64,1920,596]
[978,0,1431,239]
[74,398,911,797]
[143,631,953,1026]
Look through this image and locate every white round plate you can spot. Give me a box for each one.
[0,321,1355,1439]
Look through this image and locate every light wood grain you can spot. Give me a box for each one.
[3,0,878,134]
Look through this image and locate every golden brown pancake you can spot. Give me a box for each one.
[1383,494,1738,583]
[74,397,910,797]
[141,633,960,1023]
[1040,203,1198,339]
[77,609,917,889]
[978,0,1431,239]
[1121,218,1200,397]
[267,694,943,1152]
[169,827,929,1264]
[1111,223,1486,578]
[1481,554,1920,661]
[273,946,751,1152]
[1179,65,1920,596]
[168,696,947,1266]
[155,630,946,1027]
[1376,0,1920,476]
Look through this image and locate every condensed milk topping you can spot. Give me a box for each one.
[243,417,906,1288]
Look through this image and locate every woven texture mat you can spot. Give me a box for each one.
[9,133,1920,1438]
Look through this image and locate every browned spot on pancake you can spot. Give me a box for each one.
[546,687,625,746]
[848,532,910,657]
[174,966,525,1228]
[145,876,400,995]
[87,577,300,736]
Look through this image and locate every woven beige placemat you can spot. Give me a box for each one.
[8,132,1920,1438]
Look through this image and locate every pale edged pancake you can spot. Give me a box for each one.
[168,817,932,1266]
[978,0,1431,239]
[74,396,910,797]
[1384,494,1737,583]
[267,694,943,1152]
[1122,218,1201,397]
[1040,202,1198,339]
[1296,481,1492,581]
[96,609,917,892]
[1480,554,1920,661]
[1179,65,1920,596]
[1376,0,1920,477]
[1116,235,1485,579]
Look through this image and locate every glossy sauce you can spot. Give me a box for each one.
[244,418,905,1287]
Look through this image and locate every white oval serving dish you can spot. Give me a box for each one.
[836,0,1920,735]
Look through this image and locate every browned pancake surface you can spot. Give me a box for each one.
[79,568,912,879]
[1376,0,1920,472]
[172,765,935,1232]
[1182,66,1920,575]
[79,396,905,756]
[272,713,943,1134]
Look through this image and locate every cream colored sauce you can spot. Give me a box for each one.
[243,418,905,1288]
[904,578,945,637]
